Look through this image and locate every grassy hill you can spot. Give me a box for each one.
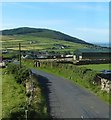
[1,27,97,53]
[1,27,92,45]
[1,27,103,58]
[1,35,89,52]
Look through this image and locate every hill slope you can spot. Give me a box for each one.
[1,27,92,45]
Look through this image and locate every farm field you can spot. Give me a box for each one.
[79,64,111,71]
[1,35,88,52]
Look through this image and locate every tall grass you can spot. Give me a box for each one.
[2,69,26,119]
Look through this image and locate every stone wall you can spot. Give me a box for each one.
[74,59,111,65]
[95,75,111,93]
[101,78,111,93]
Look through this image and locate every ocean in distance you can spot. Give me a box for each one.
[93,42,111,48]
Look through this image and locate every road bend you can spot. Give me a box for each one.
[31,68,110,119]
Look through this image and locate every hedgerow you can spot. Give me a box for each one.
[40,61,97,85]
[6,63,30,84]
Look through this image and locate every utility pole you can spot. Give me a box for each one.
[19,43,21,68]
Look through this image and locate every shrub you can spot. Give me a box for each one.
[15,67,30,84]
[6,63,20,74]
[83,70,97,84]
[7,63,30,84]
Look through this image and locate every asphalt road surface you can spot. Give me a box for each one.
[31,69,110,119]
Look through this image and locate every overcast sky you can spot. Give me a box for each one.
[1,2,109,43]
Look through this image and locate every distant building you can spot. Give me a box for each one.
[21,55,30,59]
[74,48,111,61]
[2,50,8,54]
[65,55,73,58]
[0,56,5,68]
[100,70,111,74]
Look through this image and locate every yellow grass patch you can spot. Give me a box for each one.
[7,46,43,50]
[1,40,23,42]
[0,36,15,41]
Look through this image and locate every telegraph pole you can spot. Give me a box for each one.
[19,43,21,68]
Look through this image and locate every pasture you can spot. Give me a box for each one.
[1,35,87,52]
[79,64,110,71]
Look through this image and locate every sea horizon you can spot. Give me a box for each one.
[93,42,111,48]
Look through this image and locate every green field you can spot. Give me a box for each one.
[1,35,88,52]
[79,64,111,71]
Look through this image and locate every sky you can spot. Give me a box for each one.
[1,2,109,43]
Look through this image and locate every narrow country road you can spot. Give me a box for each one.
[31,68,110,119]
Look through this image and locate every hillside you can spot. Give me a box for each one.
[1,27,92,45]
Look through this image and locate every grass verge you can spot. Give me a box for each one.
[2,69,26,119]
[2,65,48,119]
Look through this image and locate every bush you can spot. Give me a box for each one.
[7,63,30,84]
[15,67,30,84]
[6,63,20,74]
[9,107,26,120]
[83,70,97,84]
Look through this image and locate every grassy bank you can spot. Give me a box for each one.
[26,73,48,119]
[22,60,110,104]
[2,64,48,119]
[2,69,26,119]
